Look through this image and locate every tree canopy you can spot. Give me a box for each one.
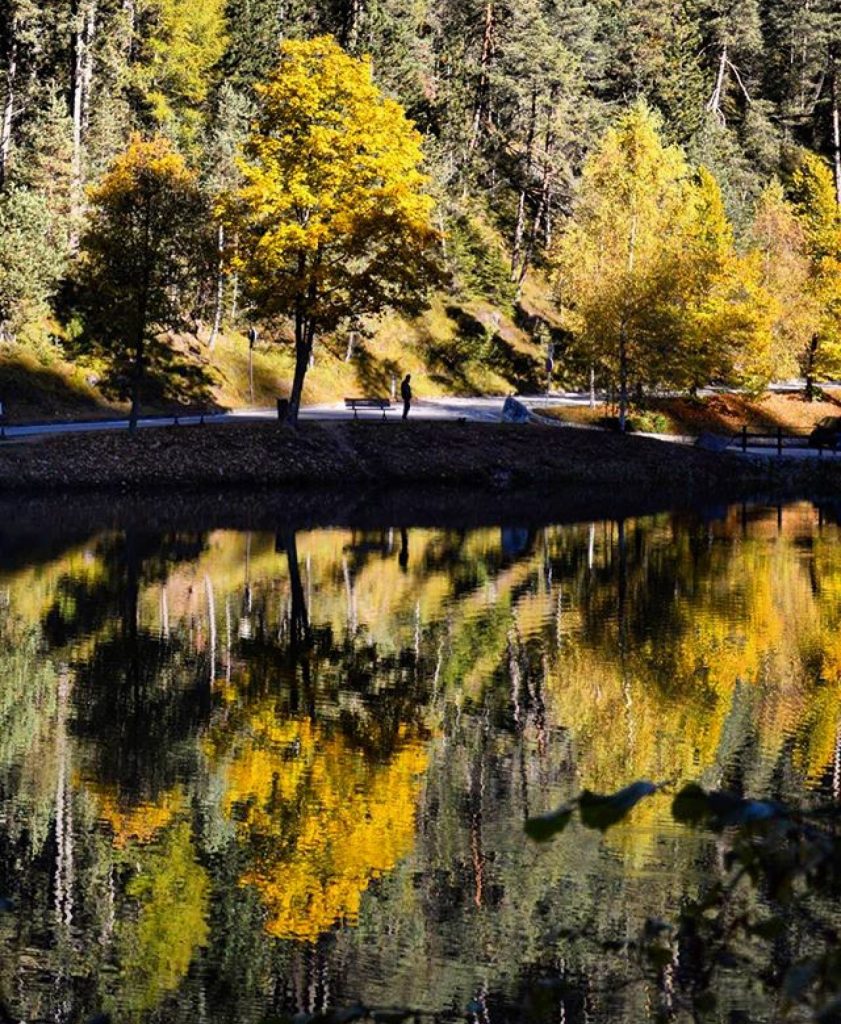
[78,135,214,428]
[224,36,440,423]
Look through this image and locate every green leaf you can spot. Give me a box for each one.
[671,783,711,825]
[672,784,784,831]
[525,806,573,842]
[578,781,658,831]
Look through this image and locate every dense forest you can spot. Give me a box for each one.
[2,0,841,420]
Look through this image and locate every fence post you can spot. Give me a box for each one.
[742,425,747,452]
[777,426,782,457]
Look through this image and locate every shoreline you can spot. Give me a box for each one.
[0,420,839,500]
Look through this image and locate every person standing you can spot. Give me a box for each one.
[400,373,412,420]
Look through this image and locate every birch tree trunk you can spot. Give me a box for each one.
[511,87,537,280]
[469,1,494,152]
[832,61,841,208]
[0,28,16,188]
[208,223,225,351]
[71,0,97,249]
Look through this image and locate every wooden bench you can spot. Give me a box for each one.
[344,397,391,420]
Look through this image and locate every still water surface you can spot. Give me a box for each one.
[0,501,839,1022]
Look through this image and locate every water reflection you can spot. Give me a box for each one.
[0,503,839,1020]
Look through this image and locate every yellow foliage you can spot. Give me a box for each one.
[117,822,210,1015]
[208,713,427,940]
[133,0,227,141]
[554,103,774,399]
[223,35,439,417]
[88,782,183,848]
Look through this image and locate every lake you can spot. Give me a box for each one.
[0,499,838,1023]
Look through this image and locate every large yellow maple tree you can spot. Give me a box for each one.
[225,36,440,423]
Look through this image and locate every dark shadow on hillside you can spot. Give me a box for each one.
[416,306,485,396]
[0,357,119,423]
[352,343,401,397]
[90,340,220,415]
[443,304,542,392]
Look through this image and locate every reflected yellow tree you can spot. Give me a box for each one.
[207,711,427,941]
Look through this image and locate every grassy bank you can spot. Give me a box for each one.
[0,419,829,497]
[544,390,841,436]
[0,275,555,423]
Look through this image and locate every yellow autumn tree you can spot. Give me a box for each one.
[553,103,692,429]
[113,822,210,1015]
[749,179,818,383]
[79,135,214,430]
[553,103,769,424]
[788,152,841,399]
[660,166,773,392]
[224,36,441,424]
[207,712,427,941]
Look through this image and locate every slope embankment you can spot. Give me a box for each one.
[0,420,833,499]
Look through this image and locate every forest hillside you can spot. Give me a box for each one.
[2,1,841,420]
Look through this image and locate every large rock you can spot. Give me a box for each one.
[695,432,731,453]
[502,396,531,424]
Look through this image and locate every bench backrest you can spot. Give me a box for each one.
[344,398,390,408]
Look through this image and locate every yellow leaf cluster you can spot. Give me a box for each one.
[224,36,439,334]
[208,711,427,941]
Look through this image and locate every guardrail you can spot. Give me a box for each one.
[729,426,839,456]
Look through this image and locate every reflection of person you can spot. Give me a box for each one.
[398,528,409,571]
[400,374,412,420]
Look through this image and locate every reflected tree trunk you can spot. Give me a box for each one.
[279,530,312,651]
[54,665,74,930]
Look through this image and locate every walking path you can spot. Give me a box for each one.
[1,392,838,460]
[0,395,567,438]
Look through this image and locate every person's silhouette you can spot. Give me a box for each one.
[398,528,409,571]
[400,374,412,420]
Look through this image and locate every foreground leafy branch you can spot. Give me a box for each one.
[527,782,841,1021]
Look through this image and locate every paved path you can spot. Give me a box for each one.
[2,393,838,460]
[0,395,573,439]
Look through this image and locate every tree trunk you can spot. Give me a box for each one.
[0,28,17,188]
[516,98,556,291]
[344,0,364,50]
[469,1,494,152]
[618,213,637,432]
[129,325,144,432]
[707,44,728,123]
[511,87,537,280]
[804,334,819,401]
[248,339,254,404]
[70,1,96,249]
[832,60,841,208]
[283,531,311,650]
[208,223,225,351]
[618,328,629,432]
[287,309,313,426]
